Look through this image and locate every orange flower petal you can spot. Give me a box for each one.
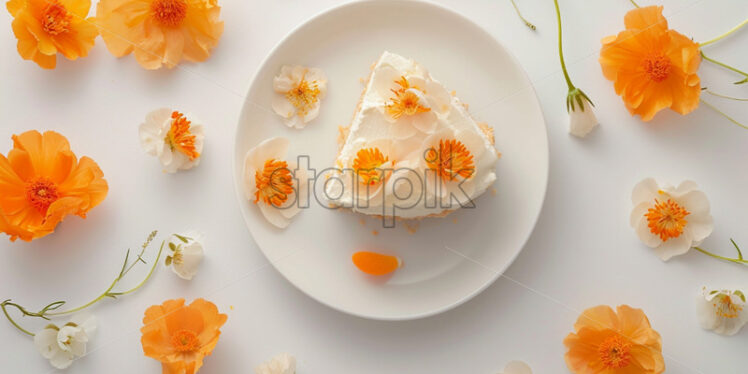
[623,5,667,31]
[352,251,401,276]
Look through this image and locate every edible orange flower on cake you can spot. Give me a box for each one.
[564,305,665,374]
[96,0,224,69]
[6,0,98,69]
[141,298,227,374]
[0,130,108,242]
[599,6,701,121]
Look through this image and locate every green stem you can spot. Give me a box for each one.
[699,17,748,47]
[1,301,35,336]
[700,99,748,130]
[700,51,748,83]
[629,0,640,8]
[510,0,536,30]
[553,0,574,91]
[693,247,748,266]
[705,90,748,101]
[119,241,164,296]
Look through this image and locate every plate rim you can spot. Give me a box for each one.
[232,0,550,321]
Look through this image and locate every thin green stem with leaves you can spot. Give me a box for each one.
[693,239,748,266]
[1,231,162,336]
[699,17,748,47]
[553,0,593,113]
[705,90,748,102]
[510,0,536,31]
[700,51,748,84]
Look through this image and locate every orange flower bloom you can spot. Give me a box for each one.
[599,6,701,121]
[564,305,665,374]
[141,298,227,374]
[0,130,108,242]
[96,0,224,69]
[6,0,98,69]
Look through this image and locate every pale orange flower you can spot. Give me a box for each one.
[6,0,98,69]
[599,6,701,121]
[96,0,224,69]
[141,298,227,374]
[0,130,108,242]
[564,305,665,374]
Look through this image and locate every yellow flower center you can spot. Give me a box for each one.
[352,148,389,185]
[41,1,72,35]
[170,329,199,352]
[25,178,60,213]
[386,76,431,119]
[643,53,672,82]
[714,294,743,319]
[151,0,188,27]
[598,335,632,369]
[165,111,200,161]
[285,78,321,117]
[645,198,690,241]
[425,139,475,181]
[254,159,294,207]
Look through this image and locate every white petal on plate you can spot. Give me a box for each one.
[139,109,170,156]
[290,65,307,84]
[258,201,291,229]
[273,74,296,93]
[34,328,59,359]
[302,102,321,124]
[245,137,290,171]
[306,68,327,92]
[634,216,663,248]
[272,94,296,119]
[653,234,692,261]
[632,178,660,205]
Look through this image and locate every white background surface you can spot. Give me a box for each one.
[1,0,746,373]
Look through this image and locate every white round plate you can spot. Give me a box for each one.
[234,0,548,320]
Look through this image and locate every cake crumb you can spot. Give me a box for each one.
[230,305,234,311]
[359,77,366,84]
[452,218,458,224]
[372,230,379,236]
[450,90,456,96]
[359,218,366,226]
[491,188,497,196]
[405,222,419,234]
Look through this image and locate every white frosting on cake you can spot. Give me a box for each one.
[327,51,499,219]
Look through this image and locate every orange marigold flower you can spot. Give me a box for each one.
[599,6,701,121]
[96,0,224,70]
[425,139,474,181]
[564,305,665,374]
[6,0,98,69]
[386,76,431,119]
[141,298,227,374]
[0,130,108,242]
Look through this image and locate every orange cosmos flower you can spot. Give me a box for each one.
[425,139,475,181]
[564,305,665,374]
[6,0,98,69]
[599,6,701,121]
[141,298,227,374]
[0,130,108,242]
[96,0,224,69]
[386,76,431,119]
[352,147,390,185]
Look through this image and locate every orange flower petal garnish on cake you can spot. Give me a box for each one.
[564,305,665,374]
[96,0,224,69]
[425,139,475,181]
[166,111,200,161]
[599,6,701,121]
[644,198,689,242]
[141,298,227,374]
[254,159,294,207]
[0,130,108,242]
[352,147,390,185]
[386,76,431,119]
[352,251,401,276]
[7,0,99,69]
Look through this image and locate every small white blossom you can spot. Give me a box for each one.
[272,65,327,129]
[165,233,204,280]
[256,353,296,374]
[568,99,598,138]
[34,314,97,369]
[697,287,747,336]
[498,360,532,374]
[139,108,204,173]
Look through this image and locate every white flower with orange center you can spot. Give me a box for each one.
[376,73,448,136]
[352,147,393,186]
[272,65,327,129]
[697,287,747,336]
[165,232,204,280]
[498,361,533,374]
[243,137,307,229]
[255,353,296,374]
[139,108,205,173]
[630,178,713,261]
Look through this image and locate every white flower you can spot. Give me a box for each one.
[255,353,296,374]
[568,98,598,138]
[139,108,205,173]
[630,178,714,261]
[272,65,327,129]
[165,233,204,280]
[697,287,747,336]
[498,360,532,374]
[243,137,308,229]
[34,314,97,369]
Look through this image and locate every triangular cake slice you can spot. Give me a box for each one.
[326,51,500,220]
